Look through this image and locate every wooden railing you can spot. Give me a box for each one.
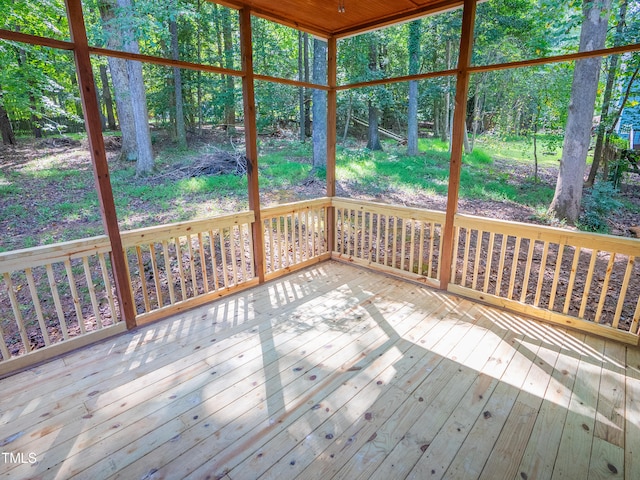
[2,198,639,373]
[0,236,125,373]
[449,214,640,344]
[121,211,257,325]
[262,198,332,279]
[332,198,446,288]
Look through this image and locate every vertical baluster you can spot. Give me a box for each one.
[148,243,163,307]
[391,217,399,269]
[25,268,51,345]
[81,257,102,329]
[98,253,118,323]
[198,233,209,293]
[520,239,536,303]
[408,221,416,273]
[437,223,444,280]
[461,228,472,287]
[427,223,435,278]
[219,228,229,288]
[64,260,86,334]
[482,232,496,293]
[548,243,566,311]
[417,221,425,276]
[46,264,69,338]
[534,242,550,307]
[3,272,30,352]
[612,256,635,329]
[161,241,176,304]
[471,230,483,290]
[507,237,522,299]
[239,225,249,282]
[562,246,582,314]
[229,226,240,286]
[209,230,220,290]
[135,246,151,311]
[578,249,599,318]
[186,234,198,295]
[494,234,508,296]
[399,217,408,271]
[595,253,617,323]
[175,237,187,300]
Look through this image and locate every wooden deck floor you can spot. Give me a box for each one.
[1,261,639,480]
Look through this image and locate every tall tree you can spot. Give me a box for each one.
[548,0,612,223]
[170,2,187,148]
[221,6,236,132]
[366,37,382,151]
[98,0,154,174]
[586,0,629,186]
[99,64,117,130]
[407,20,421,156]
[312,38,327,169]
[0,82,16,146]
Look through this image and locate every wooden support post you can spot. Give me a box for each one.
[240,8,265,282]
[439,0,476,290]
[327,36,337,252]
[65,0,136,328]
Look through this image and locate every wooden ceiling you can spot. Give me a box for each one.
[215,0,466,38]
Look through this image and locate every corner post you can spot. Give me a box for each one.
[326,36,337,252]
[65,0,136,328]
[239,8,265,282]
[439,0,476,290]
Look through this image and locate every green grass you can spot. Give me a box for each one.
[0,133,587,251]
[476,134,563,166]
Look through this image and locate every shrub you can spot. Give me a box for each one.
[577,182,622,234]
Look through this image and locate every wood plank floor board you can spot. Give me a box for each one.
[3,270,386,478]
[550,335,606,480]
[346,304,508,480]
[296,301,480,480]
[253,296,457,479]
[0,262,636,480]
[108,274,424,479]
[624,346,640,479]
[515,331,584,480]
[439,320,549,480]
[587,340,627,480]
[179,284,438,479]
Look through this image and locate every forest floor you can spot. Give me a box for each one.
[1,130,640,254]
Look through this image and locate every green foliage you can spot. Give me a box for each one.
[577,182,623,233]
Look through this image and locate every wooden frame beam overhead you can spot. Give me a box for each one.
[213,0,465,38]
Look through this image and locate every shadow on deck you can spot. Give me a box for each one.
[1,261,639,479]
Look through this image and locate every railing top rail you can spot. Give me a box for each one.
[261,197,332,218]
[332,197,446,223]
[120,211,255,247]
[455,213,640,256]
[0,236,112,273]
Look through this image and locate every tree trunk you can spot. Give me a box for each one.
[107,56,137,160]
[303,33,311,137]
[0,104,15,146]
[342,93,352,144]
[586,0,628,186]
[407,20,420,156]
[442,40,451,143]
[312,39,327,169]
[367,100,382,151]
[367,39,383,151]
[99,65,117,130]
[548,0,611,223]
[222,7,236,132]
[170,16,187,148]
[298,31,305,142]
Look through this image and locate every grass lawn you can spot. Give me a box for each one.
[1,132,635,252]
